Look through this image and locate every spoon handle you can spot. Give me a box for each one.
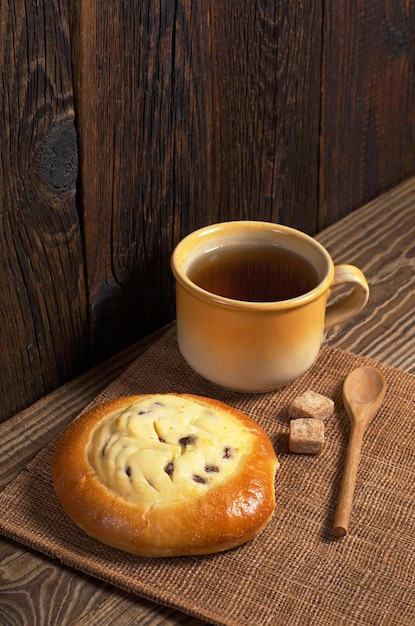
[333,426,365,537]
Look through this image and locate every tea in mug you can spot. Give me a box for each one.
[187,244,320,302]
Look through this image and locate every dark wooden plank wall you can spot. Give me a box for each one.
[70,0,322,365]
[320,1,415,229]
[0,0,90,423]
[1,0,414,422]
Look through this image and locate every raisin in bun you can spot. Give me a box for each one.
[51,393,279,557]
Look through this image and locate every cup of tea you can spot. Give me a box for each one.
[171,221,369,392]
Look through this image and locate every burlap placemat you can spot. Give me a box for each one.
[0,326,414,625]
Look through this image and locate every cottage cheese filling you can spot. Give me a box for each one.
[88,394,252,504]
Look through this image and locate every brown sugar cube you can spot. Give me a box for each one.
[289,418,325,455]
[288,389,334,421]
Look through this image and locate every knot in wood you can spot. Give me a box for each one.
[36,119,78,193]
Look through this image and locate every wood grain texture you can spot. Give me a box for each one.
[319,177,415,373]
[208,1,322,231]
[0,178,414,626]
[320,0,415,229]
[68,0,214,362]
[0,0,90,422]
[0,537,203,626]
[69,0,322,363]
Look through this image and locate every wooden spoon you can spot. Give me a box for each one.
[332,366,387,537]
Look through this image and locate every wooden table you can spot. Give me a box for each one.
[1,177,414,625]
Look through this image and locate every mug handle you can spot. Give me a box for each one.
[324,264,369,331]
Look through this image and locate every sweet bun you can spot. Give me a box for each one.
[51,393,279,557]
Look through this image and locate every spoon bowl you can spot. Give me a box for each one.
[333,366,387,537]
[343,366,387,425]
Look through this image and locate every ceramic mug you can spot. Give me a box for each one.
[171,221,369,392]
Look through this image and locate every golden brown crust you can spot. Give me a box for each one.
[51,394,278,557]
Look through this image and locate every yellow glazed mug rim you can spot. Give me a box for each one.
[171,221,335,311]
